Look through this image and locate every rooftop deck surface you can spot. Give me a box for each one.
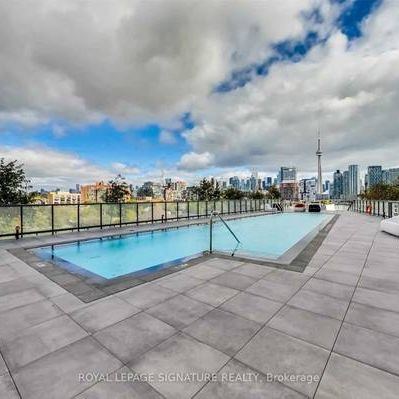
[0,212,398,398]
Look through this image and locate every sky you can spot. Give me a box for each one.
[0,0,398,189]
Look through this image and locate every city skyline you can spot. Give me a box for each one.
[1,0,399,189]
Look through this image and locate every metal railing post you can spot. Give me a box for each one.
[100,204,103,229]
[20,205,24,237]
[120,203,122,227]
[51,205,55,235]
[151,202,154,223]
[77,204,80,231]
[209,215,213,253]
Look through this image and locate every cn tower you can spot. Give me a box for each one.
[316,130,323,195]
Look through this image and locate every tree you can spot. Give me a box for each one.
[104,175,130,203]
[137,185,153,198]
[223,187,245,200]
[0,158,33,205]
[266,185,281,199]
[360,183,399,201]
[248,191,265,199]
[193,178,222,200]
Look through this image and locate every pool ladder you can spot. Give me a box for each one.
[209,211,241,256]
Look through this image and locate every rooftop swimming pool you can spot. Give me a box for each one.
[33,213,331,280]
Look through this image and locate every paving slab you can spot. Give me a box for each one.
[0,288,45,313]
[155,274,203,293]
[1,315,88,371]
[146,294,213,329]
[288,289,349,320]
[352,287,399,313]
[13,336,122,399]
[0,300,63,340]
[200,258,244,271]
[344,301,399,337]
[76,366,163,399]
[129,333,229,399]
[235,326,330,397]
[70,296,140,333]
[246,279,300,302]
[315,268,359,286]
[0,353,7,375]
[185,282,239,307]
[303,278,355,301]
[50,292,87,313]
[196,359,305,399]
[264,269,309,288]
[358,274,399,294]
[184,309,261,356]
[315,353,399,399]
[0,372,20,399]
[268,306,341,350]
[220,291,282,324]
[334,322,399,375]
[118,283,178,309]
[210,272,257,291]
[180,264,226,280]
[94,312,176,363]
[233,263,275,279]
[0,265,18,283]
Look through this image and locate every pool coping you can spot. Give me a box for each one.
[7,213,339,303]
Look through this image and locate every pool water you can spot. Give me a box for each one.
[35,213,329,279]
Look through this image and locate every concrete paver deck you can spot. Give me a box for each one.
[0,212,399,398]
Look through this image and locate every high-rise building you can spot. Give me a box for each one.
[279,167,298,200]
[367,166,382,188]
[229,176,240,189]
[348,165,360,199]
[316,132,323,195]
[343,170,349,199]
[300,178,317,202]
[388,168,399,185]
[323,180,331,193]
[80,181,109,203]
[48,191,81,204]
[332,170,343,199]
[280,167,297,182]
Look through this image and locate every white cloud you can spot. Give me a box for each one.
[178,151,214,171]
[179,0,399,174]
[111,162,140,176]
[0,0,334,128]
[0,146,114,189]
[159,130,177,145]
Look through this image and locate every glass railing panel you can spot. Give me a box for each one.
[0,207,20,236]
[214,201,222,213]
[102,204,120,226]
[54,205,78,230]
[80,204,101,227]
[189,201,199,218]
[137,203,152,223]
[198,201,207,217]
[121,203,137,224]
[178,202,188,219]
[166,202,177,220]
[153,202,165,222]
[22,205,52,233]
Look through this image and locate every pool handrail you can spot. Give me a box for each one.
[209,210,241,255]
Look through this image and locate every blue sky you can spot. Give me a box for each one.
[0,0,395,189]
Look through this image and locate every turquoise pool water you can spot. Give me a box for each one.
[35,213,329,279]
